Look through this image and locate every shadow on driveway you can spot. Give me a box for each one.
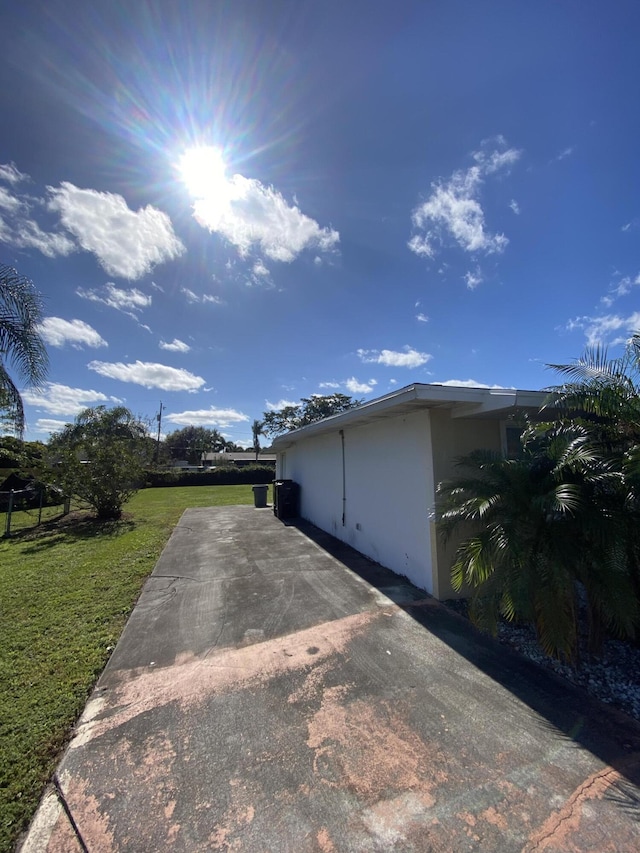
[292,518,640,813]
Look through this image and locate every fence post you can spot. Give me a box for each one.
[38,487,44,525]
[4,490,14,538]
[63,497,71,516]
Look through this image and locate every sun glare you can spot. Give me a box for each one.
[178,146,228,199]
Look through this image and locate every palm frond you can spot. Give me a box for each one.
[0,362,25,436]
[0,265,48,386]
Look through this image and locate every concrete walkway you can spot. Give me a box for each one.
[22,506,640,851]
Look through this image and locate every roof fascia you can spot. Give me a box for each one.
[271,384,547,448]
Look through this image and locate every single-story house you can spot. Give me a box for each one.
[271,383,548,600]
[202,452,276,466]
[172,452,276,470]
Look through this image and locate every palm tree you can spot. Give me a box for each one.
[546,333,640,616]
[437,422,638,662]
[0,265,48,436]
[545,334,640,453]
[252,419,264,462]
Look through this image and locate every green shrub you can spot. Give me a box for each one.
[145,464,275,488]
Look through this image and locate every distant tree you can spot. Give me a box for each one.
[0,264,49,436]
[46,406,152,520]
[0,435,46,472]
[262,394,362,438]
[251,419,264,461]
[225,441,244,453]
[164,426,228,464]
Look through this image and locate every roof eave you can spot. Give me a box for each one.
[271,384,548,449]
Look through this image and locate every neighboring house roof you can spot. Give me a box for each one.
[202,452,277,463]
[272,383,549,449]
[0,472,32,492]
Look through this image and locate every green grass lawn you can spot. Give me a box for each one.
[0,485,255,853]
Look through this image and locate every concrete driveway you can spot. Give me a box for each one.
[23,506,640,851]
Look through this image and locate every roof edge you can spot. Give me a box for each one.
[271,383,547,449]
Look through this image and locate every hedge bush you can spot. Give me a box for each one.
[145,465,275,488]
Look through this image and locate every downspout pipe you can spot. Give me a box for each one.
[340,429,346,526]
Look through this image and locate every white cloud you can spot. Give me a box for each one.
[0,202,76,258]
[555,147,574,161]
[437,379,508,389]
[188,153,339,263]
[15,220,76,257]
[265,398,298,411]
[0,186,23,213]
[76,282,152,314]
[181,288,199,303]
[358,346,432,368]
[565,312,640,347]
[464,268,483,290]
[48,182,184,279]
[0,163,77,259]
[319,381,341,389]
[344,377,377,394]
[600,274,640,307]
[472,140,521,174]
[33,418,70,434]
[409,138,520,264]
[88,360,206,391]
[509,199,520,215]
[0,162,28,185]
[38,317,107,349]
[159,338,191,353]
[245,258,274,287]
[416,313,429,323]
[23,382,119,415]
[165,407,249,427]
[181,287,222,305]
[622,219,639,233]
[253,259,270,277]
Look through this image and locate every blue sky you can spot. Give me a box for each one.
[1,0,639,446]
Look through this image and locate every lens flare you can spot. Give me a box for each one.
[178,146,228,200]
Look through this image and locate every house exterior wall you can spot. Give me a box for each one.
[274,385,544,601]
[278,409,436,593]
[428,410,504,599]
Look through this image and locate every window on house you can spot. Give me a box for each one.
[504,424,525,458]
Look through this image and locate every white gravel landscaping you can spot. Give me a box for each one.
[444,600,640,723]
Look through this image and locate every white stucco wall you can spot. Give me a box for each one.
[278,409,436,593]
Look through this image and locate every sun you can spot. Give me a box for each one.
[177,146,228,199]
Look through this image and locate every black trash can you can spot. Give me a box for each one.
[273,479,300,520]
[252,484,268,508]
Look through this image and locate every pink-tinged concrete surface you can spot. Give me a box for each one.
[19,789,83,853]
[21,506,640,851]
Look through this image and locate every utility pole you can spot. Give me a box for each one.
[155,402,164,464]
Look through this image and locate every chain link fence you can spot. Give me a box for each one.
[1,487,70,538]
